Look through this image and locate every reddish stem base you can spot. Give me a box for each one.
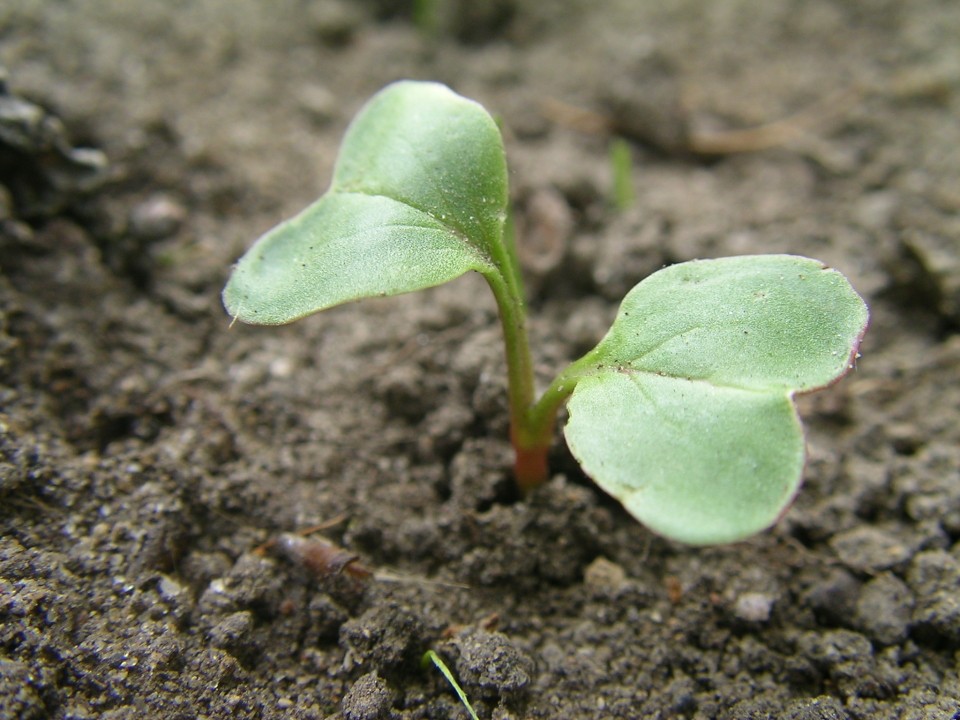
[513,443,549,495]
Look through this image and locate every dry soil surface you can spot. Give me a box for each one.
[2,1,960,718]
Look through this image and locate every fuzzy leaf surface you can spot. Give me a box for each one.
[563,255,868,545]
[223,81,507,324]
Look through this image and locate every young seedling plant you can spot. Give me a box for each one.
[223,81,868,546]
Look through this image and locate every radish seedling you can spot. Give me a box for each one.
[223,81,868,545]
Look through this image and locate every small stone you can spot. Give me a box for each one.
[157,574,185,602]
[128,194,186,241]
[583,556,628,593]
[733,592,774,624]
[829,525,915,573]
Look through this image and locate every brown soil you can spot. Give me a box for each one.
[2,1,959,718]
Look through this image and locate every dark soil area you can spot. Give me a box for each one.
[2,1,959,718]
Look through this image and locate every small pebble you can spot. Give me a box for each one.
[583,556,628,593]
[129,194,186,241]
[733,592,774,623]
[829,525,914,573]
[157,574,185,602]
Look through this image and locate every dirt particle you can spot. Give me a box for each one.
[583,556,628,594]
[451,629,534,702]
[309,0,363,47]
[197,553,286,616]
[852,573,914,645]
[829,525,916,573]
[796,630,896,700]
[732,591,774,624]
[906,550,960,644]
[306,592,350,644]
[340,671,396,720]
[800,567,861,626]
[340,603,427,673]
[207,611,257,659]
[0,659,45,720]
[128,194,185,241]
[780,696,850,720]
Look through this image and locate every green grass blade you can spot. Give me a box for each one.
[422,650,480,720]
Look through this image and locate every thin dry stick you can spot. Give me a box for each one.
[687,86,862,155]
[540,86,862,155]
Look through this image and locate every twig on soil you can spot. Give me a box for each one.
[257,527,373,581]
[686,87,861,155]
[540,86,862,156]
[256,524,470,589]
[372,569,471,590]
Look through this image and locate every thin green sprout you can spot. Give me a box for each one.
[422,650,480,720]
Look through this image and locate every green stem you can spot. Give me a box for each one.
[412,0,439,38]
[524,349,602,451]
[609,136,635,211]
[482,212,603,493]
[482,266,546,492]
[479,207,550,492]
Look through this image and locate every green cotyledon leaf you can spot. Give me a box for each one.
[563,255,868,545]
[223,80,508,325]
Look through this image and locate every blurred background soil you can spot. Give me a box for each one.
[1,1,959,718]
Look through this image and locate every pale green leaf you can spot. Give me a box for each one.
[223,81,507,325]
[588,255,868,392]
[563,255,868,545]
[330,81,508,256]
[565,373,804,544]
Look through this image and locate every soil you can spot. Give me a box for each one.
[1,1,959,718]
